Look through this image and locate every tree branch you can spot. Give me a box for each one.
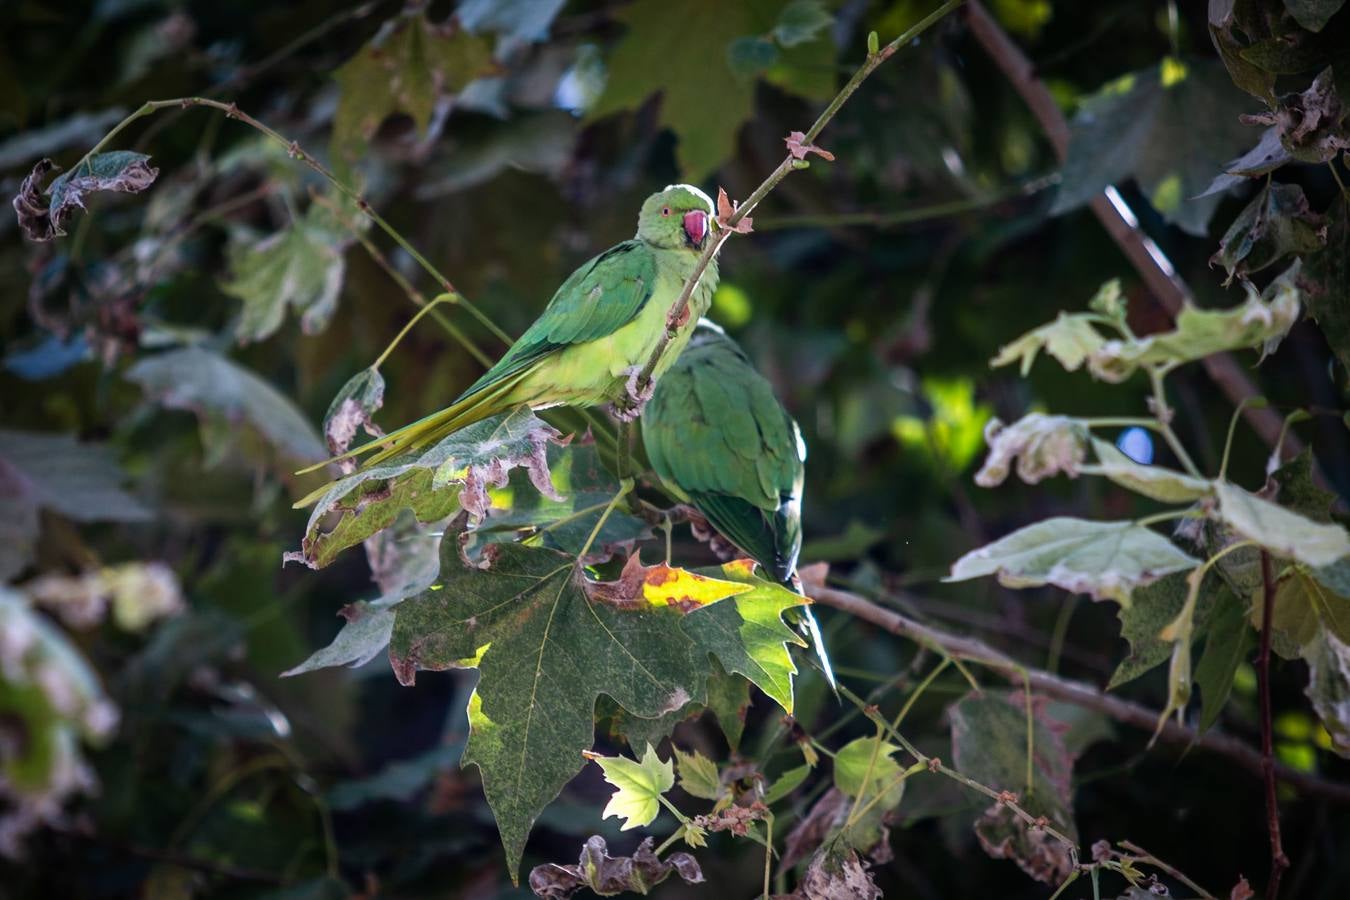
[962,1,1300,461]
[622,0,969,409]
[1259,550,1291,897]
[803,576,1350,805]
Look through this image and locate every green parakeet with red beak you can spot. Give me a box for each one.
[300,184,716,477]
[641,320,836,691]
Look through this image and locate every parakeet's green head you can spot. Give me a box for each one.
[636,184,714,251]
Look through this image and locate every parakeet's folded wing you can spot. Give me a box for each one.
[298,241,659,475]
[455,240,658,400]
[644,335,803,581]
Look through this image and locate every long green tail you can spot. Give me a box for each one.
[293,371,529,500]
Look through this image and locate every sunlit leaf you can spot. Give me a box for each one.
[990,312,1106,375]
[388,537,747,874]
[684,560,808,712]
[590,743,675,830]
[947,517,1199,605]
[673,747,721,801]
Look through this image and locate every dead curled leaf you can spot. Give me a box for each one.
[13,152,160,243]
[716,187,754,234]
[527,835,703,899]
[12,159,58,242]
[784,130,835,162]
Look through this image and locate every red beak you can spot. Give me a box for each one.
[683,210,708,249]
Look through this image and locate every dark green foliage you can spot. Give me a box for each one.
[4,1,1350,898]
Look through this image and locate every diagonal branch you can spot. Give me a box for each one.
[803,575,1350,805]
[622,0,969,409]
[962,1,1299,461]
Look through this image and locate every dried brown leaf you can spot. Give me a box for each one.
[785,130,835,161]
[716,187,753,234]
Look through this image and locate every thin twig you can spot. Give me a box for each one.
[1258,551,1291,898]
[622,0,968,410]
[78,96,510,345]
[1118,840,1217,900]
[752,173,1056,231]
[310,192,494,368]
[962,1,1300,462]
[803,576,1350,804]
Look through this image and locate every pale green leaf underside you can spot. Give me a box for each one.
[947,517,1199,605]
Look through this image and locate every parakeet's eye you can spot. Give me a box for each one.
[661,206,671,217]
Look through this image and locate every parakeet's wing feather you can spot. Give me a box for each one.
[690,491,793,581]
[643,331,804,577]
[297,241,657,477]
[456,240,658,400]
[643,326,833,691]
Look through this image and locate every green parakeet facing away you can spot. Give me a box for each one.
[641,320,836,690]
[300,184,717,477]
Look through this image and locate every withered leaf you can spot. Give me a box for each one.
[784,130,835,161]
[528,836,703,898]
[13,152,159,243]
[716,187,754,234]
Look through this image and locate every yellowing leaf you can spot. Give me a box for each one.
[591,743,675,830]
[673,748,721,800]
[1090,437,1211,503]
[991,312,1106,375]
[389,535,762,876]
[1087,270,1301,382]
[331,10,493,161]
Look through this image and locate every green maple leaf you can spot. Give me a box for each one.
[222,206,348,344]
[588,0,830,179]
[289,409,562,570]
[673,747,721,801]
[331,9,493,161]
[387,538,750,877]
[590,743,676,830]
[1051,58,1254,235]
[685,560,809,713]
